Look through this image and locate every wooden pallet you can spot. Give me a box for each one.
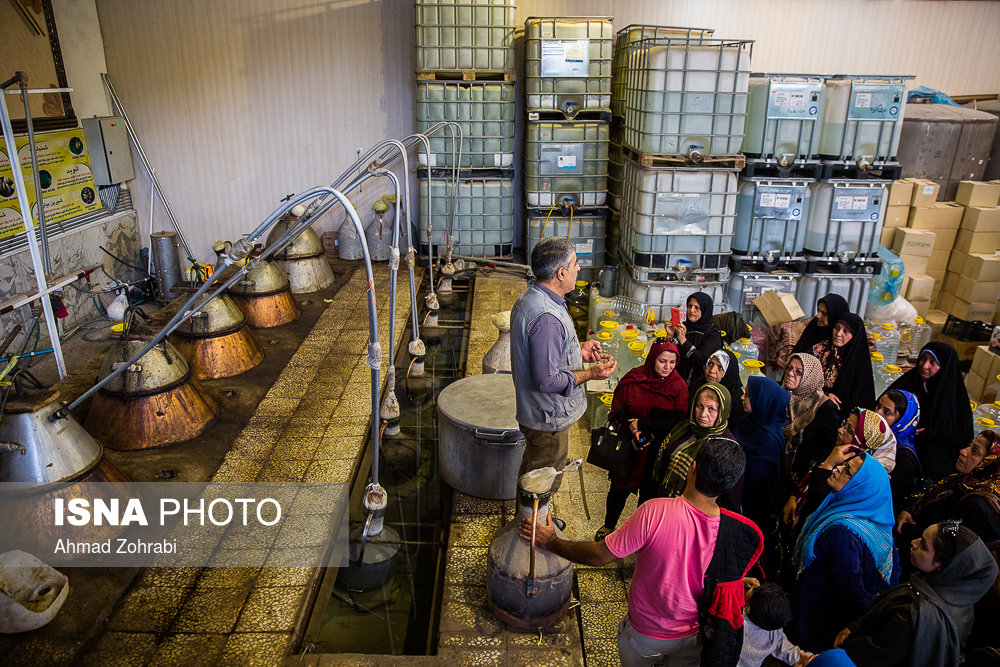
[416,69,514,82]
[622,144,745,169]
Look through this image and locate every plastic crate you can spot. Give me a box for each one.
[623,36,753,156]
[805,180,887,260]
[525,119,609,208]
[732,177,812,259]
[726,272,800,320]
[526,209,607,281]
[607,117,625,211]
[796,271,873,319]
[525,17,613,113]
[418,177,514,257]
[616,250,729,322]
[618,157,737,270]
[819,75,912,164]
[417,81,514,169]
[742,74,827,160]
[415,0,515,71]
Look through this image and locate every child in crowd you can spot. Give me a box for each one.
[740,579,813,667]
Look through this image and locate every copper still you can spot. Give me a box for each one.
[84,338,218,450]
[170,292,264,379]
[265,216,335,293]
[227,259,301,328]
[486,468,574,628]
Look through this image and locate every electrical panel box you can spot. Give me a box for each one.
[81,116,134,186]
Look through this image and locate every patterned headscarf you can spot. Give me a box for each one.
[853,410,890,452]
[913,431,1000,514]
[654,383,732,496]
[784,353,830,440]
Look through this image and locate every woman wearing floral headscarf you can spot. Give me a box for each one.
[895,429,1000,572]
[783,353,841,487]
[789,451,900,651]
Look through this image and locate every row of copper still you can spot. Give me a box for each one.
[82,211,326,451]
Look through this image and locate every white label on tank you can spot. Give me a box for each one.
[557,155,577,169]
[541,40,590,77]
[773,193,792,208]
[578,253,594,267]
[773,91,807,108]
[852,196,869,210]
[760,192,776,207]
[855,92,873,108]
[836,195,854,210]
[575,240,594,254]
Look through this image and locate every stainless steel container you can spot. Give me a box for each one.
[150,231,183,301]
[436,374,524,499]
[897,103,999,200]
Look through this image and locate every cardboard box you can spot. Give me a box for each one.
[938,292,996,322]
[753,290,805,327]
[927,249,951,272]
[956,181,1000,208]
[900,254,930,275]
[961,206,1000,233]
[972,345,1000,381]
[892,228,936,256]
[951,251,1000,282]
[908,203,964,230]
[906,178,941,206]
[933,228,959,252]
[966,369,988,403]
[955,230,1000,255]
[903,274,935,301]
[879,225,897,247]
[943,272,1000,303]
[926,309,948,336]
[888,180,914,207]
[909,298,932,316]
[883,205,909,229]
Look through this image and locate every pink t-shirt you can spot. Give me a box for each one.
[605,496,720,640]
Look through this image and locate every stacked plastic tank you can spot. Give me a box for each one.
[611,27,752,321]
[523,17,613,280]
[735,73,913,321]
[415,0,517,258]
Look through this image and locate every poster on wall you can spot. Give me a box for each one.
[0,128,102,240]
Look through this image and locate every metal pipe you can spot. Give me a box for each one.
[16,72,55,271]
[101,73,195,262]
[0,75,67,378]
[451,254,532,273]
[55,186,357,417]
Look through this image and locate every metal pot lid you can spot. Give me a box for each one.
[173,292,246,336]
[437,374,520,435]
[96,338,191,395]
[265,218,324,259]
[0,393,103,486]
[229,260,290,296]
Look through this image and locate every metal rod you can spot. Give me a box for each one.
[101,73,195,262]
[527,497,539,597]
[0,77,67,378]
[1,88,72,95]
[17,72,52,271]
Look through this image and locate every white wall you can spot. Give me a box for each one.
[88,0,1000,263]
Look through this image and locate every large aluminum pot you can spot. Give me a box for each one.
[437,374,524,500]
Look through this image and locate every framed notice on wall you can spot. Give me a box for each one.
[0,128,102,240]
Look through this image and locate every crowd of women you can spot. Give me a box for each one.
[596,291,1000,666]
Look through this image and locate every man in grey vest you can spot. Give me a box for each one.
[511,237,616,493]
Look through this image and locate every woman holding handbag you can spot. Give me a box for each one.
[594,339,689,541]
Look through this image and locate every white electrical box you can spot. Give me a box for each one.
[81,116,134,186]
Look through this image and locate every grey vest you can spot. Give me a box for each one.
[510,283,586,431]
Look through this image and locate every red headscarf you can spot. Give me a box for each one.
[612,340,689,418]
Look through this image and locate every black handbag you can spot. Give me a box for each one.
[587,423,636,477]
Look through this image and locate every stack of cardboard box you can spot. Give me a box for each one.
[966,344,1000,403]
[942,181,1000,323]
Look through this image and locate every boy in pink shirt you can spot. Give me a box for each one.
[521,437,760,667]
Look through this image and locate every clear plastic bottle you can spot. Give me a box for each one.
[589,392,615,428]
[897,321,913,360]
[974,417,998,435]
[876,364,903,398]
[588,286,614,332]
[740,359,765,386]
[878,323,900,364]
[984,374,1000,405]
[870,352,885,394]
[970,400,979,434]
[596,330,619,369]
[731,337,758,362]
[624,341,647,378]
[869,332,885,358]
[910,316,932,360]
